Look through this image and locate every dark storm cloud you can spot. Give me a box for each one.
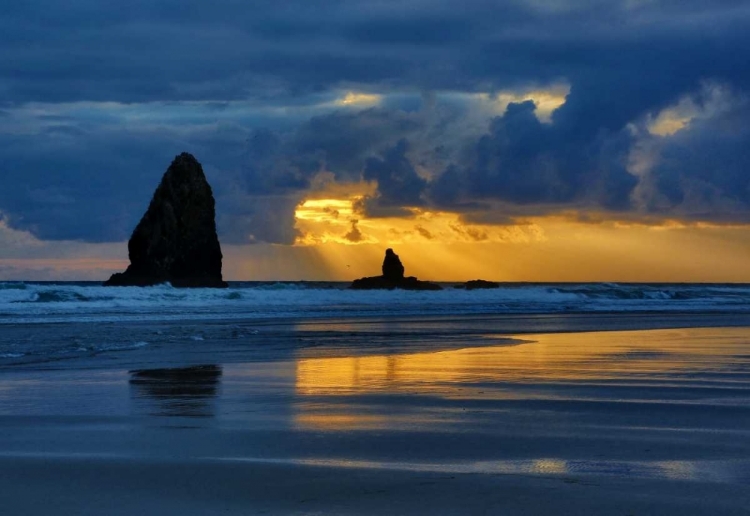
[0,113,261,243]
[3,1,748,104]
[1,0,750,245]
[291,110,421,179]
[429,100,637,211]
[0,129,175,241]
[342,14,476,46]
[363,140,427,209]
[641,102,750,222]
[218,193,302,245]
[235,108,422,197]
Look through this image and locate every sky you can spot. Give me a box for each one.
[2,0,750,282]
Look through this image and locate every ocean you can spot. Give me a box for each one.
[3,281,750,369]
[5,281,750,324]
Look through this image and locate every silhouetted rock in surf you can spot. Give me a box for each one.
[350,248,441,290]
[105,153,227,288]
[351,275,442,290]
[460,279,500,290]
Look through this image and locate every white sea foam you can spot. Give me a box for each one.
[0,281,749,324]
[95,341,149,352]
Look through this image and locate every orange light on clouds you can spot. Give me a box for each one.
[281,195,750,282]
[470,83,571,123]
[334,92,382,107]
[294,198,355,222]
[294,197,547,247]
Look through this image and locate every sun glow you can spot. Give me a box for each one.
[294,199,356,223]
[5,199,750,282]
[281,196,750,282]
[334,92,382,107]
[293,197,546,247]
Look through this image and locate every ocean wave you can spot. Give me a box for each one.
[1,281,749,324]
[551,283,750,302]
[0,282,27,290]
[0,340,150,366]
[95,341,149,352]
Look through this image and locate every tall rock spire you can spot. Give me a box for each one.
[105,153,227,288]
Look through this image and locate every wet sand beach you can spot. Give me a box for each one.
[1,325,749,515]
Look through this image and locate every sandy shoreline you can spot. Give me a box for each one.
[5,455,749,515]
[1,326,750,514]
[5,310,750,371]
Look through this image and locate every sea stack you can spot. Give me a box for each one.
[382,248,405,280]
[460,279,500,290]
[105,153,227,288]
[350,248,441,290]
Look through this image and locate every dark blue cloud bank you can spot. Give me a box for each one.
[1,0,750,244]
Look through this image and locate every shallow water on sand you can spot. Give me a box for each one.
[1,326,749,514]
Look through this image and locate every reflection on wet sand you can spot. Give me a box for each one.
[296,328,748,394]
[293,328,750,429]
[292,342,533,429]
[129,365,222,418]
[284,456,748,484]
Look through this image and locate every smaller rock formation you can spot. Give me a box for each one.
[381,248,405,280]
[459,279,500,290]
[105,153,227,288]
[350,248,442,290]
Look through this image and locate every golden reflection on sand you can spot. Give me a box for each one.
[655,460,700,481]
[267,457,723,483]
[293,328,750,429]
[532,459,569,474]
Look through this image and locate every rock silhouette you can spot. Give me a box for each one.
[461,279,500,290]
[350,248,441,290]
[382,248,405,280]
[105,153,227,288]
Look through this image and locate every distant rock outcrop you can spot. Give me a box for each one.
[105,153,227,288]
[381,248,405,280]
[460,279,500,290]
[350,248,441,290]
